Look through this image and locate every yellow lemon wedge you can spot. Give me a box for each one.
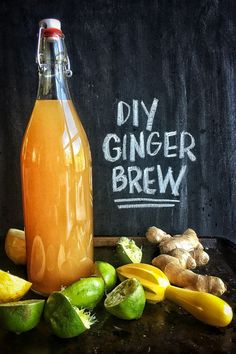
[5,229,26,265]
[0,270,32,303]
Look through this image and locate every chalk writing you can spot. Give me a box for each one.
[117,98,159,131]
[102,98,197,209]
[102,131,196,162]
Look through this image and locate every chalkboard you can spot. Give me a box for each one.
[0,0,236,242]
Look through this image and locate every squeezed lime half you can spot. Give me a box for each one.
[44,292,96,338]
[116,237,142,265]
[104,278,146,320]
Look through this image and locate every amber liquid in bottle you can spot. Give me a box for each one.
[21,20,93,295]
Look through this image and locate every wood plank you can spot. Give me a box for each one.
[93,236,149,247]
[93,236,218,247]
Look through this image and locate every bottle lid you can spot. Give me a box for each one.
[39,18,63,38]
[39,18,61,30]
[37,18,72,77]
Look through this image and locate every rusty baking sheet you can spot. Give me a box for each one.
[0,237,235,354]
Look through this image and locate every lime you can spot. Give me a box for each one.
[61,277,105,309]
[0,299,45,334]
[44,292,96,338]
[104,278,146,320]
[5,228,26,265]
[0,269,32,303]
[116,237,142,265]
[94,261,117,292]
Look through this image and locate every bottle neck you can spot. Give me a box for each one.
[37,64,71,100]
[37,31,72,100]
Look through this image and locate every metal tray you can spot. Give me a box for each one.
[0,237,235,354]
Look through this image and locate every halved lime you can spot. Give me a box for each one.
[0,269,32,303]
[61,276,105,309]
[0,299,45,334]
[44,292,96,338]
[116,237,142,265]
[104,278,146,320]
[94,261,117,292]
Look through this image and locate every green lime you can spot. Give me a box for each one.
[116,237,142,265]
[94,261,117,292]
[44,292,96,338]
[61,277,105,309]
[104,278,146,320]
[0,299,45,334]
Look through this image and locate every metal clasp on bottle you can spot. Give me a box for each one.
[36,24,73,77]
[36,25,48,73]
[65,55,72,77]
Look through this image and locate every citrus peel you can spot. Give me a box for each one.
[0,269,32,303]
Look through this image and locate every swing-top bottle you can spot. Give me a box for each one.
[21,19,94,295]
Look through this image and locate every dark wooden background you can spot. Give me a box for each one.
[0,0,236,241]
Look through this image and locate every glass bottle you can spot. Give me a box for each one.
[21,19,94,295]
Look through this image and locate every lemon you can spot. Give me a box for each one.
[104,278,146,320]
[116,237,142,265]
[44,292,96,338]
[61,276,105,309]
[0,270,32,303]
[94,261,117,292]
[5,229,26,265]
[0,299,45,334]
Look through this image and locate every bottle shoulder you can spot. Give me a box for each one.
[22,99,90,150]
[29,100,80,125]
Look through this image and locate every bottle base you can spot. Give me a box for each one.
[31,287,50,297]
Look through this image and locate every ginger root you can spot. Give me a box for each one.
[169,248,196,269]
[146,226,171,244]
[152,255,226,296]
[146,226,226,296]
[146,227,209,268]
[159,229,200,254]
[190,246,209,267]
